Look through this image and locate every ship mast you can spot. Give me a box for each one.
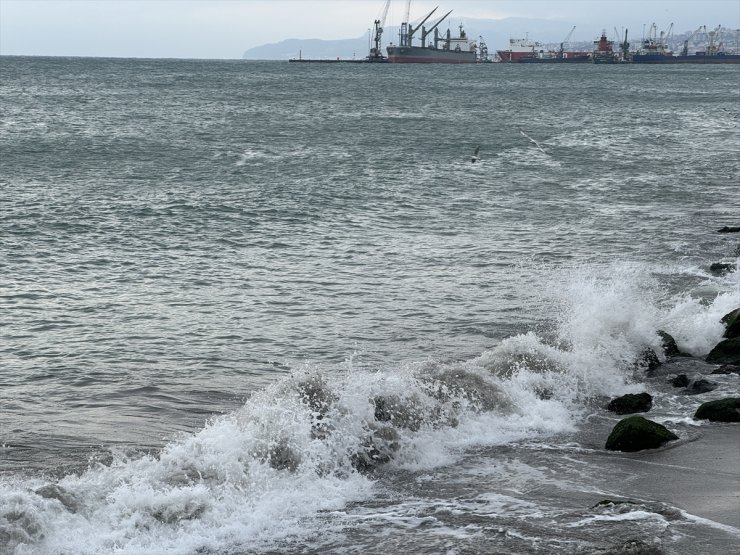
[399,0,412,46]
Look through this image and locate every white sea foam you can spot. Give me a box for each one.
[660,290,740,355]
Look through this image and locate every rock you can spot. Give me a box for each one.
[594,539,665,555]
[683,378,717,395]
[605,416,678,452]
[351,425,400,472]
[711,364,740,375]
[694,398,740,422]
[670,374,689,388]
[717,226,740,233]
[705,337,740,364]
[709,263,736,275]
[267,440,301,471]
[720,308,740,339]
[35,484,79,512]
[372,394,425,431]
[607,393,653,415]
[637,348,661,372]
[657,330,684,357]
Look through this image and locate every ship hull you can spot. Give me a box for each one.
[497,51,591,63]
[633,53,740,64]
[386,46,477,64]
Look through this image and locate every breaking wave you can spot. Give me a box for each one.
[2,263,737,554]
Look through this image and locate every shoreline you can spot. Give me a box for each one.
[579,423,740,529]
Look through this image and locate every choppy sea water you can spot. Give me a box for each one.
[0,57,739,554]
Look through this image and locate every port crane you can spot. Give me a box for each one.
[707,25,723,56]
[369,0,391,60]
[680,25,704,57]
[558,26,576,58]
[614,27,630,61]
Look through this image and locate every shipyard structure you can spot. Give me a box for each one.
[496,23,739,64]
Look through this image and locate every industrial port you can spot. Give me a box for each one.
[289,1,740,65]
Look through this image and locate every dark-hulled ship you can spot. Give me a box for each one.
[632,23,740,64]
[385,6,477,64]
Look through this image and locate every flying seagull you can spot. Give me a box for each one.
[520,130,546,155]
[471,145,480,163]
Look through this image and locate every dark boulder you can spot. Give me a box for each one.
[706,337,740,364]
[607,393,653,415]
[683,378,717,395]
[717,226,740,233]
[711,364,740,375]
[694,398,740,422]
[637,348,661,372]
[709,263,736,276]
[670,374,690,388]
[657,331,685,357]
[720,308,740,339]
[605,416,678,452]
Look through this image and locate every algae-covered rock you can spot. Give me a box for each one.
[607,393,652,415]
[694,398,740,422]
[605,416,678,452]
[706,337,740,364]
[720,308,740,339]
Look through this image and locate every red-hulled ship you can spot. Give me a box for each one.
[496,37,591,63]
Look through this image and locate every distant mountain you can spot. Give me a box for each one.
[242,17,593,60]
[243,37,368,61]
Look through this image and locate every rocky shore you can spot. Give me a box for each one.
[594,306,740,534]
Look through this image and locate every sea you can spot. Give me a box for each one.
[0,56,739,555]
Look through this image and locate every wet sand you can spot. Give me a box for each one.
[594,424,740,528]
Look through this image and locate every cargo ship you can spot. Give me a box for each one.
[385,6,477,64]
[496,28,591,63]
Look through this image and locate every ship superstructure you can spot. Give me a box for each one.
[592,30,617,63]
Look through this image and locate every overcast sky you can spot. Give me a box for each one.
[1,0,739,58]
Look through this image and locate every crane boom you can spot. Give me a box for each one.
[421,9,452,47]
[559,25,576,56]
[379,0,390,28]
[408,6,438,41]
